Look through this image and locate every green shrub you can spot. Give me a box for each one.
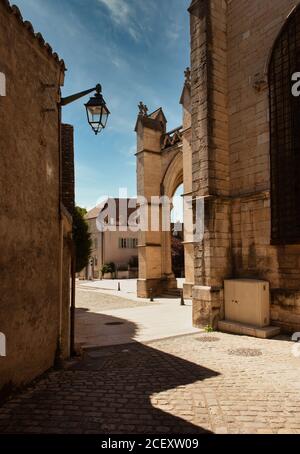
[204,325,214,333]
[73,206,92,273]
[101,263,116,275]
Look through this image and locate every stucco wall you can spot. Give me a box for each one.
[102,230,138,267]
[0,2,66,393]
[85,217,139,277]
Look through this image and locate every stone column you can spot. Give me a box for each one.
[189,0,232,328]
[180,69,195,298]
[162,228,176,284]
[135,105,166,297]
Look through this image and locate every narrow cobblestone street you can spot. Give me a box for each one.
[2,0,300,442]
[1,330,300,434]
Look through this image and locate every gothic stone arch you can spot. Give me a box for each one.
[135,78,194,298]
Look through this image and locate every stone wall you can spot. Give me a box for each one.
[227,0,300,332]
[61,124,75,216]
[190,0,300,332]
[190,0,231,327]
[0,1,70,395]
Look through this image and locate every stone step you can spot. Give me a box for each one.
[218,320,281,339]
[160,289,182,298]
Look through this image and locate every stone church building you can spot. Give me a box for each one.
[136,0,300,334]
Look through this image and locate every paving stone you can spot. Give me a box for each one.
[0,332,299,434]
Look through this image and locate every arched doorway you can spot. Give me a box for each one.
[160,150,184,292]
[171,184,185,280]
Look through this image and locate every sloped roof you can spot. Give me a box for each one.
[148,107,167,124]
[1,0,66,69]
[85,198,138,225]
[134,106,167,133]
[85,205,102,220]
[161,127,183,150]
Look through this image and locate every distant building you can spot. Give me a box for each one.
[81,198,139,279]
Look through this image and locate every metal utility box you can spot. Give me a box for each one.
[224,279,270,328]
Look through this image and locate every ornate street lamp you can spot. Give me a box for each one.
[60,83,110,134]
[59,83,110,356]
[85,84,110,135]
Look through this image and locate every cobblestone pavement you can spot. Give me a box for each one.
[76,288,153,312]
[0,332,300,434]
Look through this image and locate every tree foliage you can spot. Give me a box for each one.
[101,262,116,276]
[73,206,92,273]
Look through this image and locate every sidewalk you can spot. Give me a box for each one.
[76,279,199,349]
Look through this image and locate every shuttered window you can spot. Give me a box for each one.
[269,6,300,244]
[119,238,138,249]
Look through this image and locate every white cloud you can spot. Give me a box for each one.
[97,0,142,41]
[166,29,180,42]
[98,0,131,25]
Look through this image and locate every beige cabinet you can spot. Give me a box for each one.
[224,279,270,327]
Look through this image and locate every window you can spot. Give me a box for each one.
[269,5,300,244]
[119,238,138,249]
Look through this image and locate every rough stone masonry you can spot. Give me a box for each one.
[189,0,300,333]
[0,0,73,396]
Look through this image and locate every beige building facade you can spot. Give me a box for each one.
[0,1,73,396]
[136,0,300,334]
[82,199,139,279]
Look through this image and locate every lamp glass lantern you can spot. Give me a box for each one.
[85,84,110,135]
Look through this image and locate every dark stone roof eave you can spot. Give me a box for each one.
[1,0,66,70]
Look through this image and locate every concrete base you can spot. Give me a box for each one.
[218,320,281,339]
[137,279,161,298]
[192,285,224,329]
[137,277,177,298]
[183,282,193,298]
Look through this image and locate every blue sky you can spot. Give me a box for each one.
[15,0,190,209]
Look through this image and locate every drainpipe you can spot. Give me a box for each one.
[101,230,105,272]
[56,86,64,366]
[58,217,64,350]
[56,65,67,366]
[70,242,76,356]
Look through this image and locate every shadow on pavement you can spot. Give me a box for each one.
[0,311,219,434]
